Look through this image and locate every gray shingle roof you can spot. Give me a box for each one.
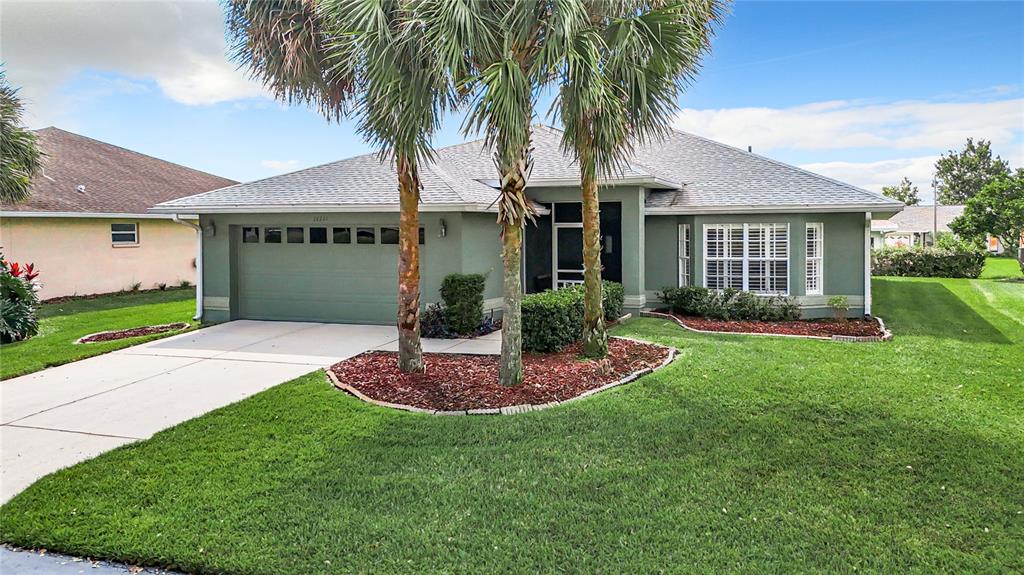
[152,124,903,213]
[640,130,902,212]
[871,205,964,233]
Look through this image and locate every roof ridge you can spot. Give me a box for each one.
[34,127,237,184]
[661,126,901,207]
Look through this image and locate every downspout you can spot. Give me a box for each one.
[864,211,872,317]
[171,214,203,321]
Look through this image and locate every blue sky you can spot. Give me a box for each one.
[4,1,1023,202]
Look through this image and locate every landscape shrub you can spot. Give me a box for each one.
[1,256,41,344]
[522,281,625,352]
[872,245,985,278]
[419,303,452,338]
[439,273,486,335]
[658,285,800,321]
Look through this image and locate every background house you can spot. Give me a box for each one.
[870,205,965,250]
[152,125,902,322]
[0,128,236,299]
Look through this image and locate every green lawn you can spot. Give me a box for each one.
[1,289,196,380]
[1,272,1021,574]
[979,255,1023,280]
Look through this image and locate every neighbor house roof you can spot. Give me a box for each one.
[151,124,902,215]
[2,127,236,216]
[871,205,965,234]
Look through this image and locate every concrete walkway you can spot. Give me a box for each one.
[1,320,500,503]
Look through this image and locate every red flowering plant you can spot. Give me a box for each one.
[1,252,41,343]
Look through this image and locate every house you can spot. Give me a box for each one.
[870,205,964,250]
[0,127,236,300]
[150,125,903,322]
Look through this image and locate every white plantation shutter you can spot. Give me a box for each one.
[806,223,823,295]
[678,224,691,286]
[704,223,790,295]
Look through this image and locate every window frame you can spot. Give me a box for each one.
[703,223,790,295]
[805,222,824,295]
[111,222,139,246]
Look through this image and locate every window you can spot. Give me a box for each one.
[419,227,425,245]
[242,227,259,243]
[678,223,691,286]
[333,227,351,244]
[704,224,744,290]
[265,227,282,243]
[357,227,375,244]
[310,227,327,244]
[704,223,789,294]
[287,227,304,243]
[806,223,823,295]
[111,223,138,245]
[380,227,399,245]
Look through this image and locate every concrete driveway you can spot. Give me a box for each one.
[1,320,499,503]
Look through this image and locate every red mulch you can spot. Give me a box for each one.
[329,338,670,411]
[667,313,883,338]
[79,323,189,343]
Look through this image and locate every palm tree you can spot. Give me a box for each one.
[0,71,44,205]
[226,0,452,373]
[438,0,590,386]
[555,1,724,357]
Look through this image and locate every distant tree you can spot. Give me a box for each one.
[934,138,1010,205]
[881,177,921,206]
[949,170,1024,271]
[0,71,43,204]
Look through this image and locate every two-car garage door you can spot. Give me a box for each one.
[236,224,416,325]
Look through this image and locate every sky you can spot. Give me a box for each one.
[2,0,1023,203]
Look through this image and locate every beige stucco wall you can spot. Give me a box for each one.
[0,216,197,300]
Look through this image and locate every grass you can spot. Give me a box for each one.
[1,289,196,380]
[1,267,1021,573]
[979,255,1023,280]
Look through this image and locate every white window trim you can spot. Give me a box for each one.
[678,223,691,287]
[111,222,139,247]
[703,223,790,295]
[806,222,824,295]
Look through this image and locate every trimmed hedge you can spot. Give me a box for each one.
[439,273,486,335]
[872,246,985,278]
[522,281,624,353]
[657,286,800,321]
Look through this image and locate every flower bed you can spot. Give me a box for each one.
[77,322,189,343]
[653,310,885,339]
[327,337,673,413]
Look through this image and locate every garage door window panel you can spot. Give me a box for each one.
[357,227,376,244]
[310,227,327,244]
[265,227,282,243]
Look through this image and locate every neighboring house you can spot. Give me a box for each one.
[0,127,236,300]
[870,205,964,250]
[151,125,903,322]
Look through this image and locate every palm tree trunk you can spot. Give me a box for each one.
[497,149,531,387]
[579,146,607,358]
[499,219,524,386]
[397,153,424,373]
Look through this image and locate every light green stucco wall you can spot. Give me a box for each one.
[644,212,868,318]
[199,212,501,324]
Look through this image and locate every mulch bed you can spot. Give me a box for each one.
[668,313,884,338]
[78,323,189,343]
[328,338,671,411]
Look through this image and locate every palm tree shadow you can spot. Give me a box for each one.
[873,279,1011,344]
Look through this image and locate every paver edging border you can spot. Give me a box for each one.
[640,310,892,343]
[326,335,677,416]
[74,322,191,345]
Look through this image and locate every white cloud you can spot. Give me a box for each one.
[260,159,300,172]
[800,156,941,200]
[673,98,1024,152]
[2,0,268,124]
[801,143,1024,203]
